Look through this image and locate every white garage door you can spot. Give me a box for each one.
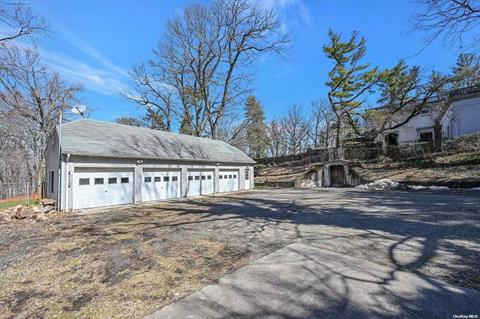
[187,170,214,196]
[219,170,239,193]
[142,170,181,202]
[73,168,134,210]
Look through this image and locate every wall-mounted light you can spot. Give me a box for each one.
[216,162,220,166]
[136,160,144,165]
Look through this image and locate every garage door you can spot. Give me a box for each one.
[142,170,181,202]
[187,170,214,196]
[73,168,134,210]
[219,170,239,193]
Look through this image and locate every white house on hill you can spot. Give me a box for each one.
[45,119,255,211]
[369,85,480,146]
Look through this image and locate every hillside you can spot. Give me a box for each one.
[256,151,480,189]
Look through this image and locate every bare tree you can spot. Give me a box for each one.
[0,45,83,189]
[413,0,480,47]
[120,63,178,131]
[124,0,290,139]
[114,116,145,127]
[0,1,47,43]
[267,119,284,157]
[308,99,336,149]
[281,105,310,156]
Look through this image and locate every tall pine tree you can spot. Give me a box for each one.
[244,96,269,159]
[323,30,379,148]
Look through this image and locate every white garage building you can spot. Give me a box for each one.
[45,119,255,211]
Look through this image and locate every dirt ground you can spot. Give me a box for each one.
[1,188,479,318]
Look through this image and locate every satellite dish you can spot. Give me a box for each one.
[71,105,86,117]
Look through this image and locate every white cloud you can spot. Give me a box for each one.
[41,49,129,96]
[60,29,128,77]
[258,0,312,27]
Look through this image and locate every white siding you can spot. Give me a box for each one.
[55,155,253,211]
[443,96,480,138]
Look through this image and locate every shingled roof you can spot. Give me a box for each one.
[58,119,255,164]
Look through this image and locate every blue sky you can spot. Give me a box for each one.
[32,0,470,123]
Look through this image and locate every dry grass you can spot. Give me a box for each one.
[0,203,252,319]
[359,152,480,187]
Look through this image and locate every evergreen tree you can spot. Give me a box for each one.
[244,96,269,159]
[452,53,480,88]
[323,30,379,148]
[179,111,194,135]
[144,108,166,130]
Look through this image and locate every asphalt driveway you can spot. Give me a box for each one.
[1,188,479,318]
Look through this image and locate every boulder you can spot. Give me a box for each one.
[13,205,35,219]
[39,198,56,206]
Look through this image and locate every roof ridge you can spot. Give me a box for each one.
[79,118,220,142]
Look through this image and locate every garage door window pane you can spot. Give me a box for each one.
[233,175,237,179]
[163,176,170,182]
[188,176,193,181]
[154,177,161,182]
[195,176,200,180]
[94,178,104,185]
[207,175,212,180]
[145,177,152,183]
[121,177,129,183]
[219,175,223,179]
[229,175,232,179]
[224,175,228,179]
[172,176,178,181]
[201,175,206,180]
[79,178,89,185]
[108,178,117,184]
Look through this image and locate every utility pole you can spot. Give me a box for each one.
[57,111,62,211]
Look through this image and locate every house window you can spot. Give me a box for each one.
[108,178,117,184]
[154,177,161,182]
[121,177,129,184]
[94,178,104,185]
[419,132,433,143]
[207,175,212,180]
[188,176,193,181]
[245,171,249,180]
[144,177,152,183]
[172,176,178,182]
[163,176,170,182]
[50,171,55,193]
[79,178,89,185]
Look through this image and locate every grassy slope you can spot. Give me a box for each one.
[358,152,480,187]
[256,151,480,188]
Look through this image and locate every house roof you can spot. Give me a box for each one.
[58,119,255,164]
